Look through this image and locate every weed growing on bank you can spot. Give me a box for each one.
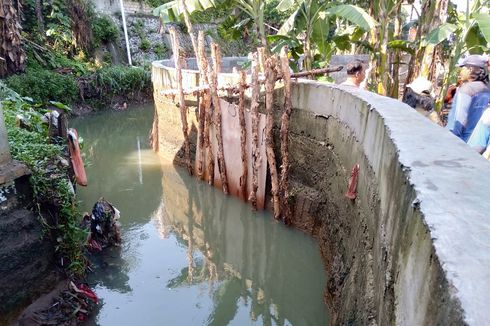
[1,83,87,277]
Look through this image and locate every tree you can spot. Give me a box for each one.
[154,0,269,47]
[423,0,490,106]
[276,0,376,71]
[0,0,26,78]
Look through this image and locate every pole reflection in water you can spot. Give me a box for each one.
[72,105,329,326]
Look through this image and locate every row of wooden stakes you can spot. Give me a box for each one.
[160,9,341,224]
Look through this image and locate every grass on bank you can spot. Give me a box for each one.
[1,82,87,277]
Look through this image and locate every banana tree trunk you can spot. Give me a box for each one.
[389,4,402,98]
[377,18,390,96]
[0,0,26,77]
[405,0,446,85]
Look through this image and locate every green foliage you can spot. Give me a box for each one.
[154,43,168,56]
[140,39,151,51]
[153,0,218,23]
[1,86,87,277]
[5,68,78,104]
[45,1,76,54]
[92,15,119,47]
[92,65,151,100]
[145,0,174,8]
[217,16,244,41]
[264,0,294,28]
[190,2,231,23]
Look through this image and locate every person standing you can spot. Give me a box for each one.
[468,107,490,160]
[341,59,366,88]
[446,55,490,141]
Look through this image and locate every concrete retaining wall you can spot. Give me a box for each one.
[151,59,490,325]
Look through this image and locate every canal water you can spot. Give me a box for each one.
[72,104,328,326]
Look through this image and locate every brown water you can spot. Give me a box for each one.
[72,104,328,326]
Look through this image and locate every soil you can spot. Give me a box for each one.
[12,280,98,326]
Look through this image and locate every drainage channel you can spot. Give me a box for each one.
[71,104,329,325]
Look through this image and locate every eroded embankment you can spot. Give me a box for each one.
[151,59,490,325]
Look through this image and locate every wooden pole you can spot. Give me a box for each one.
[279,47,293,225]
[179,0,199,67]
[264,55,281,219]
[238,70,248,200]
[196,31,210,180]
[149,108,159,152]
[211,43,222,74]
[170,28,192,175]
[210,43,228,194]
[158,65,344,97]
[248,53,260,209]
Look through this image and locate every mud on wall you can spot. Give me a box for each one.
[151,60,490,325]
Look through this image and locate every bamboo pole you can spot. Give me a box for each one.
[248,53,260,210]
[170,28,192,175]
[158,66,343,97]
[238,70,248,200]
[264,56,281,220]
[210,44,228,194]
[279,48,293,225]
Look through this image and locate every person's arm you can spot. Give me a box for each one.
[450,90,472,138]
[482,147,490,161]
[468,109,490,154]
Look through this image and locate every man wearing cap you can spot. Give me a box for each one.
[446,54,490,141]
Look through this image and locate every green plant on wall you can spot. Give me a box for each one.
[140,39,151,51]
[154,43,168,56]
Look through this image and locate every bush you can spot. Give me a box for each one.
[140,39,151,51]
[154,43,168,57]
[92,14,120,47]
[2,87,87,277]
[92,65,151,100]
[5,68,79,104]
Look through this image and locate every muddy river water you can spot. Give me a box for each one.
[72,104,328,326]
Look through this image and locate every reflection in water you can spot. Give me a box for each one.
[72,105,328,326]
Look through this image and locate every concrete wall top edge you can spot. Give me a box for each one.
[152,61,490,324]
[300,81,490,325]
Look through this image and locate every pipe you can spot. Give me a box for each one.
[119,0,132,66]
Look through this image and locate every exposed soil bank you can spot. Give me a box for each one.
[152,59,490,325]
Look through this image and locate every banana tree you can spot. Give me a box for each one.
[404,0,450,90]
[423,0,490,106]
[153,0,218,22]
[276,0,376,71]
[234,1,268,47]
[154,0,269,48]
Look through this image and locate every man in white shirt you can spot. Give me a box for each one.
[341,59,366,88]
